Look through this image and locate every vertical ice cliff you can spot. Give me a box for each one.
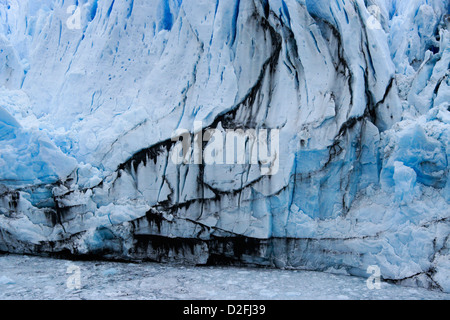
[0,0,449,291]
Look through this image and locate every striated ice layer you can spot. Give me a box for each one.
[0,0,449,292]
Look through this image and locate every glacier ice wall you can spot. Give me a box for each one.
[0,0,449,291]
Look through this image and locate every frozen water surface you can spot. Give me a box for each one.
[0,254,448,300]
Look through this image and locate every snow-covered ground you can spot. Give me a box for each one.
[0,254,448,300]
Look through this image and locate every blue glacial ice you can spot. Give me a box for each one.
[0,0,449,292]
[0,103,77,187]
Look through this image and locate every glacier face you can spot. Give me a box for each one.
[0,0,449,292]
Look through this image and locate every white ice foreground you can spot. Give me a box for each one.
[0,254,448,300]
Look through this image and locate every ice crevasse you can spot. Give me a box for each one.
[0,0,449,292]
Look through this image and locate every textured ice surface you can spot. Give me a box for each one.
[0,103,77,187]
[0,0,449,292]
[0,254,448,300]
